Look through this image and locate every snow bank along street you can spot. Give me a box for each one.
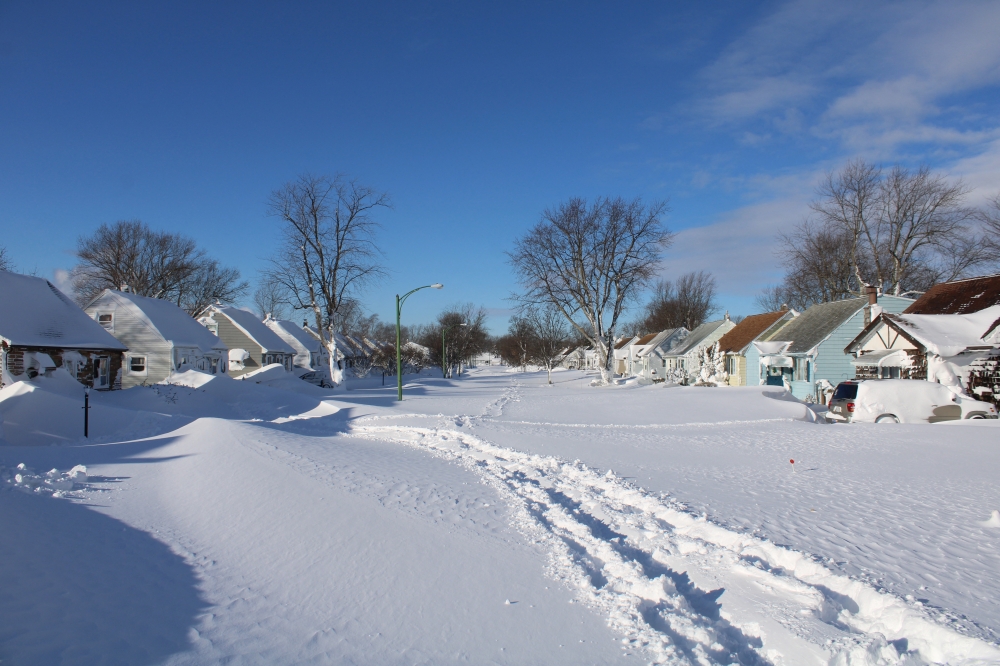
[2,367,1000,664]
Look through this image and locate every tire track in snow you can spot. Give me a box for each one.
[350,421,1000,665]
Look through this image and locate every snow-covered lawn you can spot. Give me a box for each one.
[1,367,998,664]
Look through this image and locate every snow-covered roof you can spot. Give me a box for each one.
[210,307,296,355]
[0,271,127,350]
[664,319,731,356]
[888,305,1000,357]
[92,290,226,354]
[265,318,322,354]
[635,328,686,358]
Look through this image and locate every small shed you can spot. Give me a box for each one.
[199,306,295,377]
[0,271,127,389]
[85,290,228,388]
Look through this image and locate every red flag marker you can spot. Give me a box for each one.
[790,459,796,473]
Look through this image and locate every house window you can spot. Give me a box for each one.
[793,357,809,381]
[97,313,113,331]
[205,323,219,336]
[879,366,900,379]
[129,356,147,375]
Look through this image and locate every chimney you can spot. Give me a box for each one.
[864,286,880,326]
[303,320,309,328]
[781,303,789,311]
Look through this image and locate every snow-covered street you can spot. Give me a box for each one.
[2,367,999,665]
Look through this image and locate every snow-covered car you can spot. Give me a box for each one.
[828,379,998,424]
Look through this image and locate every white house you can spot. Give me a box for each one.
[661,317,736,383]
[612,336,638,375]
[85,289,228,388]
[845,304,1000,390]
[632,328,689,382]
[265,317,326,371]
[199,306,296,377]
[0,271,127,390]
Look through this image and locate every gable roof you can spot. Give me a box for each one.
[716,310,790,354]
[848,305,1000,357]
[211,307,296,354]
[636,328,687,358]
[614,336,637,350]
[665,319,731,356]
[93,290,226,353]
[903,273,1000,315]
[770,298,867,354]
[0,271,127,350]
[265,318,322,353]
[633,333,657,347]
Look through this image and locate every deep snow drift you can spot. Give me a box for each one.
[1,366,999,665]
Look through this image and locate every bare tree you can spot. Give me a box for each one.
[0,245,12,272]
[639,271,718,333]
[803,160,984,298]
[812,159,882,294]
[524,306,570,384]
[495,315,534,371]
[265,174,390,387]
[72,220,247,313]
[417,304,489,377]
[180,261,249,316]
[252,275,290,320]
[508,197,673,385]
[982,194,1000,240]
[877,165,976,294]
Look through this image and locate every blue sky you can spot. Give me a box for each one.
[2,1,999,332]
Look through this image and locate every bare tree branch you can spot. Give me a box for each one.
[508,197,673,384]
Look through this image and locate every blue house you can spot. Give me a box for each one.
[753,293,913,402]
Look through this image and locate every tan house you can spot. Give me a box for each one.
[716,308,795,386]
[199,306,295,377]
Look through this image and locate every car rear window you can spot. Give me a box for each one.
[833,383,858,400]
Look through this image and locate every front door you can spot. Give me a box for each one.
[93,356,111,388]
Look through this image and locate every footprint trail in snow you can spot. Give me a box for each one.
[354,387,1000,665]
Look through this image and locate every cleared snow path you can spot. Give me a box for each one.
[353,385,1000,666]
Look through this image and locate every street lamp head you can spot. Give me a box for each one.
[430,283,444,289]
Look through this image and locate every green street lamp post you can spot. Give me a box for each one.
[396,283,443,400]
[441,322,466,378]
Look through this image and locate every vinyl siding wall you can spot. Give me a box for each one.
[86,296,174,388]
[213,316,263,377]
[793,296,913,401]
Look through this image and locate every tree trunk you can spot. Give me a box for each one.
[326,334,345,391]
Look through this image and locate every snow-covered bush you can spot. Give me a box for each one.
[695,342,728,386]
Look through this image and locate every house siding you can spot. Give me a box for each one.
[88,298,175,388]
[794,296,913,401]
[214,316,264,377]
[744,345,763,385]
[84,293,227,388]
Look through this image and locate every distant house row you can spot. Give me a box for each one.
[0,271,384,391]
[558,273,1000,406]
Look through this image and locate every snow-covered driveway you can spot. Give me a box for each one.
[2,367,999,664]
